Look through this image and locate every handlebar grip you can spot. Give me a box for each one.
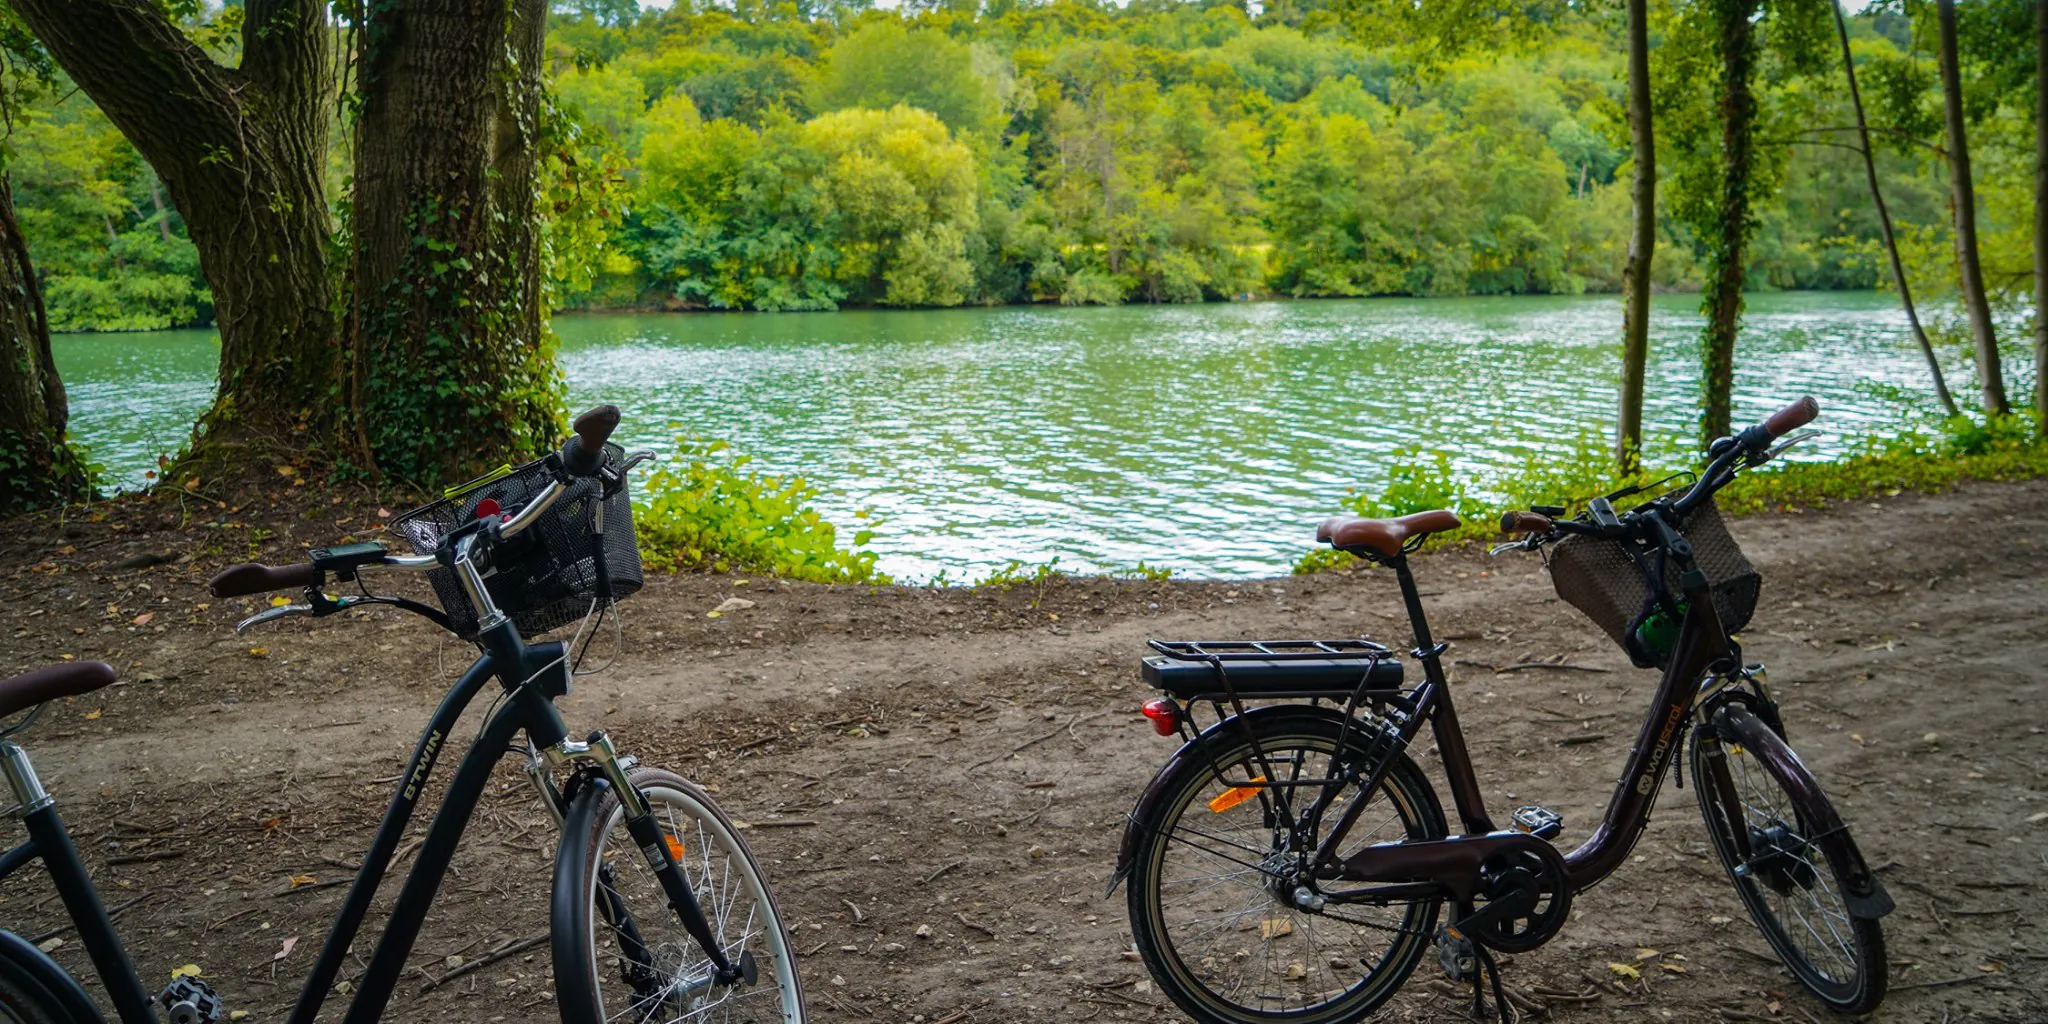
[1499,510,1553,535]
[209,562,320,599]
[1763,396,1819,438]
[563,404,621,476]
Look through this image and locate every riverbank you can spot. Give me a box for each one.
[0,478,2042,1022]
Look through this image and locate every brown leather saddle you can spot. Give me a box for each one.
[1316,509,1462,557]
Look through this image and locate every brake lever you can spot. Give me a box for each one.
[1755,428,1821,465]
[236,603,313,633]
[1487,535,1544,557]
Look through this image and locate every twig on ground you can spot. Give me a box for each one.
[29,893,146,944]
[415,931,548,992]
[921,860,963,885]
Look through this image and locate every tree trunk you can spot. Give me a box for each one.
[1935,0,2009,415]
[1834,0,1957,416]
[1616,0,1655,473]
[348,0,559,487]
[0,173,86,512]
[9,0,344,478]
[1698,0,1759,447]
[2036,0,2047,435]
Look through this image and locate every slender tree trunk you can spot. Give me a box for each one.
[349,0,559,486]
[1698,0,1759,446]
[2036,0,2047,435]
[1834,0,1957,416]
[0,174,86,512]
[1935,0,2010,414]
[9,0,345,477]
[1616,0,1655,473]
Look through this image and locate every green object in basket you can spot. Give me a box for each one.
[443,463,514,499]
[1635,601,1686,659]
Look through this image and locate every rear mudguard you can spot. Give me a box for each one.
[1107,703,1394,896]
[1708,706,1894,920]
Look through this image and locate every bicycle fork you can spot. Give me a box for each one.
[533,732,752,988]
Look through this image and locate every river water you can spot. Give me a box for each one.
[52,291,1962,579]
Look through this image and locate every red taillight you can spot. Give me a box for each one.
[1141,698,1182,737]
[474,498,502,519]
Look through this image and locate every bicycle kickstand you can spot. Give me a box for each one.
[1467,945,1517,1024]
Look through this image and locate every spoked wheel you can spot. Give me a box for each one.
[1692,713,1885,1014]
[553,768,804,1024]
[1125,708,1447,1023]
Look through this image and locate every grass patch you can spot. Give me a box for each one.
[1294,413,2048,574]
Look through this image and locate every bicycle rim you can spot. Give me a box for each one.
[581,775,802,1023]
[1695,736,1880,1009]
[1132,720,1442,1021]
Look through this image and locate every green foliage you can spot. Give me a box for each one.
[634,437,887,584]
[1293,417,2048,573]
[976,556,1069,589]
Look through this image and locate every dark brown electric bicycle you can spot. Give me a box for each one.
[1111,397,1892,1022]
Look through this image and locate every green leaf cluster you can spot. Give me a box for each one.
[633,436,887,583]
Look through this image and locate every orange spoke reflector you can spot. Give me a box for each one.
[1208,776,1268,814]
[665,835,686,861]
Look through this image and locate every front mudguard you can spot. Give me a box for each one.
[1705,705,1894,920]
[1107,703,1385,896]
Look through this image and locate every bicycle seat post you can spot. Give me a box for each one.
[1386,552,1441,660]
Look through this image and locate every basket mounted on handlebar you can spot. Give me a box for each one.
[390,445,644,639]
[1547,489,1758,669]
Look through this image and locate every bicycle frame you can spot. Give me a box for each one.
[0,620,577,1024]
[1299,520,1739,902]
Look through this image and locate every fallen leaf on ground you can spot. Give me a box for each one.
[1606,963,1640,980]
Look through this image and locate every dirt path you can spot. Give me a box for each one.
[1,480,2044,1023]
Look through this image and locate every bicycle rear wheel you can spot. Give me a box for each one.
[1125,706,1446,1023]
[552,768,804,1023]
[1692,709,1885,1014]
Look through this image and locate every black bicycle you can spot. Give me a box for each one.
[0,407,803,1023]
[1112,397,1890,1022]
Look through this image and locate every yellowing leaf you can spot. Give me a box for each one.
[248,647,269,658]
[1634,948,1659,960]
[132,612,154,626]
[287,874,317,888]
[83,709,102,721]
[1607,963,1641,980]
[1659,962,1687,974]
[271,596,291,607]
[170,964,202,979]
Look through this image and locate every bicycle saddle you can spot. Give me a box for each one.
[0,662,117,721]
[1316,509,1462,557]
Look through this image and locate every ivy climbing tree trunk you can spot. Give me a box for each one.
[0,173,85,512]
[8,0,344,477]
[1615,0,1655,473]
[349,0,560,487]
[1934,0,2009,415]
[1697,0,1760,447]
[1833,0,1956,416]
[2035,0,2047,436]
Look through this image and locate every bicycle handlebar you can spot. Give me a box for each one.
[1499,509,1553,535]
[1763,395,1819,438]
[210,561,320,599]
[563,404,621,477]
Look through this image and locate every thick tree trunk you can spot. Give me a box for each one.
[1834,0,1957,416]
[1935,0,2010,415]
[0,173,85,513]
[9,0,343,476]
[2036,0,2047,435]
[1699,0,1759,447]
[349,0,559,486]
[1616,0,1655,473]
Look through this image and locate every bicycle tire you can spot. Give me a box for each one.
[1125,706,1447,1023]
[1692,708,1886,1014]
[0,932,104,1024]
[552,767,804,1024]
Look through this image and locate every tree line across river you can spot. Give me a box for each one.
[0,0,2042,518]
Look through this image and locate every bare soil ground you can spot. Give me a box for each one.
[0,480,2044,1023]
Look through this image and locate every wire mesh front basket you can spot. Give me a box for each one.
[1547,496,1759,668]
[389,444,644,639]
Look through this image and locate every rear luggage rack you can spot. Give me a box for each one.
[1147,638,1394,661]
[1142,638,1405,701]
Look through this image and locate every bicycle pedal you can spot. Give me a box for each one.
[159,976,224,1024]
[1436,926,1477,982]
[1511,805,1563,840]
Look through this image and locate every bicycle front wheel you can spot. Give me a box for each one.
[1692,710,1885,1014]
[552,767,804,1024]
[1125,706,1446,1023]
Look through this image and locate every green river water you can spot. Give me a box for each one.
[52,292,1965,579]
